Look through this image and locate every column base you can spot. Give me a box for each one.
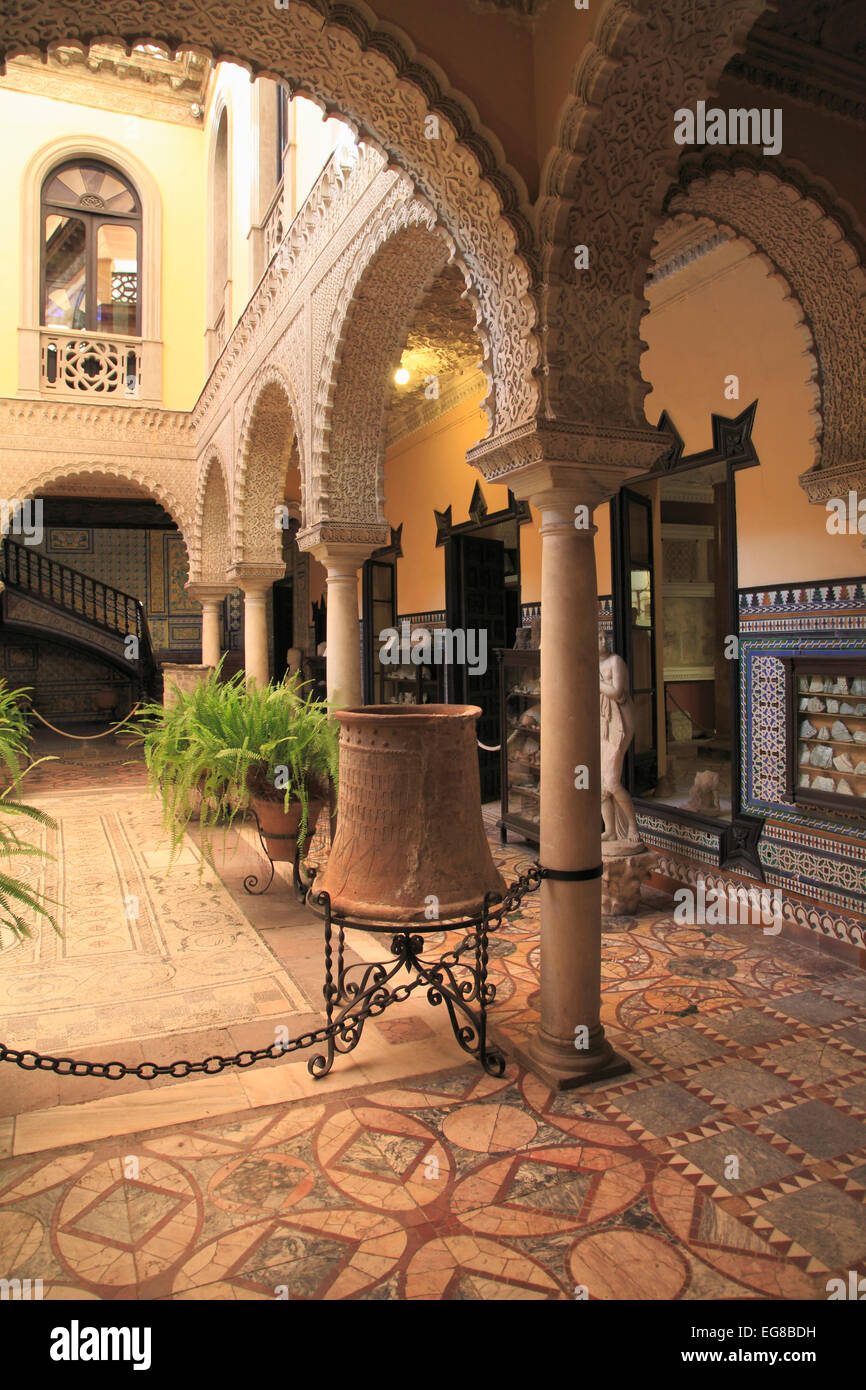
[513,1027,632,1092]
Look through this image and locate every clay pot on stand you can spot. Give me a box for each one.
[247,772,326,863]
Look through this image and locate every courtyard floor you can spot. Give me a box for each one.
[0,736,864,1299]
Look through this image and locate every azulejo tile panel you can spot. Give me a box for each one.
[737,584,866,932]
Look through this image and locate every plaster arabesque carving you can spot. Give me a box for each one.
[0,0,539,436]
[194,452,232,584]
[313,187,452,525]
[664,153,866,476]
[536,0,773,427]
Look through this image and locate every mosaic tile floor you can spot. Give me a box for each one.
[1,742,864,1299]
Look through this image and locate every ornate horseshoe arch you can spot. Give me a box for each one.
[193,450,232,584]
[234,364,304,568]
[312,184,456,533]
[660,153,866,483]
[535,0,772,427]
[16,462,193,560]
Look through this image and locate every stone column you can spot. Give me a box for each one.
[308,543,374,709]
[467,426,665,1091]
[520,486,630,1088]
[241,583,270,688]
[187,584,231,670]
[230,566,286,688]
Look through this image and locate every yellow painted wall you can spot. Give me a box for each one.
[0,84,206,410]
[385,390,503,615]
[384,388,615,614]
[642,244,863,588]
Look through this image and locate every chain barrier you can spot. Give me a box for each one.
[0,862,544,1080]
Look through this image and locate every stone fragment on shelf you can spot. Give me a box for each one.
[799,698,809,711]
[800,720,817,738]
[810,745,833,768]
[817,726,830,741]
[799,773,810,787]
[854,729,866,743]
[834,752,854,772]
[800,745,811,765]
[811,775,835,792]
[851,678,866,695]
[809,677,825,692]
[834,677,849,694]
[837,779,854,796]
[857,704,866,715]
[826,699,839,713]
[855,761,866,775]
[840,702,855,714]
[832,720,852,742]
[806,697,825,713]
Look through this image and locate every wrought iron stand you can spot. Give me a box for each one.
[295,858,514,1078]
[0,862,543,1086]
[243,808,283,896]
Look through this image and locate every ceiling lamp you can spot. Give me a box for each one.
[394,367,410,385]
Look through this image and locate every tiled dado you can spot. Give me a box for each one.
[651,853,866,969]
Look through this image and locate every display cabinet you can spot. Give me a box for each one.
[784,655,866,815]
[497,648,541,844]
[380,655,445,706]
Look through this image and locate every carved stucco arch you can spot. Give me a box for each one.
[313,185,454,527]
[16,462,192,559]
[193,450,232,583]
[659,155,866,476]
[0,0,538,438]
[649,210,824,466]
[234,364,301,567]
[536,0,772,427]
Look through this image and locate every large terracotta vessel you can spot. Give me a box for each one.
[314,705,505,923]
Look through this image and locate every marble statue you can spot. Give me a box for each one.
[599,630,642,849]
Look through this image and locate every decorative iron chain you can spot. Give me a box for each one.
[0,863,544,1081]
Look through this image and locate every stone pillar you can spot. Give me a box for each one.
[309,543,374,709]
[467,425,665,1091]
[520,487,630,1088]
[186,584,231,670]
[241,583,271,688]
[229,566,286,688]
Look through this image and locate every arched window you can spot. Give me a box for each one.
[41,159,142,336]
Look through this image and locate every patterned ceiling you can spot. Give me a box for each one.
[387,264,482,440]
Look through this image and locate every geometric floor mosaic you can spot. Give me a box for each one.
[1,746,864,1299]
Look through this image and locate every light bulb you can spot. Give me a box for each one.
[394,368,410,385]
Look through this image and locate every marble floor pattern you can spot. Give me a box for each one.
[0,743,864,1298]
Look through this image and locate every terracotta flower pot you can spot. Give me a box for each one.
[249,792,325,862]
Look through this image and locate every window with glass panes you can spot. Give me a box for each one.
[41,160,141,336]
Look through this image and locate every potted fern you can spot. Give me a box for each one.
[135,666,338,866]
[0,681,58,940]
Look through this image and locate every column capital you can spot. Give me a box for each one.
[467,418,667,509]
[296,521,390,561]
[229,564,286,595]
[799,456,866,506]
[186,582,234,605]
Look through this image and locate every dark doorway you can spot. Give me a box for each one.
[612,487,658,796]
[272,579,293,683]
[445,533,507,802]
